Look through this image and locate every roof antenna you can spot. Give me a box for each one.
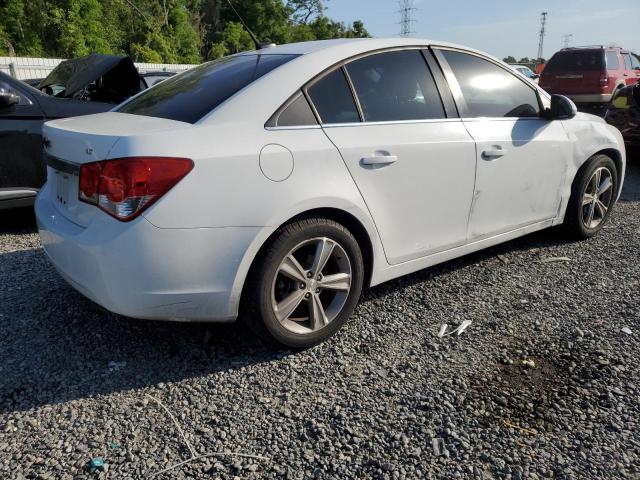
[225,0,275,50]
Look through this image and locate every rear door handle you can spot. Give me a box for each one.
[361,154,398,166]
[481,148,507,160]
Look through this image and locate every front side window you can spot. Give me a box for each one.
[307,68,360,124]
[118,54,298,124]
[442,50,540,118]
[345,50,445,122]
[632,54,640,70]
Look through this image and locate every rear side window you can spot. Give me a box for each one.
[545,50,605,72]
[606,51,620,70]
[267,92,318,127]
[623,54,633,70]
[117,54,298,124]
[307,68,360,124]
[345,50,445,122]
[442,50,540,118]
[632,54,640,69]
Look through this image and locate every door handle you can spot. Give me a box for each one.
[361,154,398,166]
[481,148,507,160]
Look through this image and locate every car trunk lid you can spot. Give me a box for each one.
[42,112,191,226]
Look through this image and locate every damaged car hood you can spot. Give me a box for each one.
[38,54,140,102]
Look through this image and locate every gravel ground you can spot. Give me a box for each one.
[1,156,639,480]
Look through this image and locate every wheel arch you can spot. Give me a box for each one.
[578,148,624,198]
[230,206,380,319]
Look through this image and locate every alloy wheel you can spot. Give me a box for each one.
[582,167,614,229]
[271,237,352,335]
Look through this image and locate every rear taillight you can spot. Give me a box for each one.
[599,74,609,87]
[78,157,193,221]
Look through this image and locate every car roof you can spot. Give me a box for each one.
[237,37,478,57]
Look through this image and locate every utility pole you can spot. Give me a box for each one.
[537,12,548,60]
[398,0,416,37]
[562,33,573,49]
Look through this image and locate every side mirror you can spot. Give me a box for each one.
[0,88,20,108]
[546,94,577,120]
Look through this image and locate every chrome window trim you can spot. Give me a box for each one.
[44,153,80,175]
[265,124,322,131]
[459,116,547,122]
[321,117,463,129]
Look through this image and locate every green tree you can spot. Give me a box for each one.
[288,0,325,24]
[0,0,368,63]
[503,56,517,64]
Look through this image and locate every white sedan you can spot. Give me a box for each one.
[36,38,625,347]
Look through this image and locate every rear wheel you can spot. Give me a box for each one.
[244,218,364,348]
[564,154,618,239]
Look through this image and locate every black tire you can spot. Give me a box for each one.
[242,217,364,348]
[563,154,618,239]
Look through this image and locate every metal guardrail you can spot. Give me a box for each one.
[0,56,197,80]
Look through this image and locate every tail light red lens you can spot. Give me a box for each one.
[78,157,193,221]
[599,75,609,87]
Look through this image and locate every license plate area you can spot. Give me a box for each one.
[45,154,81,213]
[54,170,74,207]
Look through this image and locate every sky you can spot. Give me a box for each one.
[324,0,640,60]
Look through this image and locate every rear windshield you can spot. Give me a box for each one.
[117,54,298,123]
[545,50,605,73]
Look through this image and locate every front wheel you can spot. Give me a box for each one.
[244,218,364,348]
[564,154,618,239]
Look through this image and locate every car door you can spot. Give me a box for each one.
[0,76,46,193]
[306,49,477,265]
[434,48,571,240]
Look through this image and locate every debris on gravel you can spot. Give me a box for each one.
[1,173,639,479]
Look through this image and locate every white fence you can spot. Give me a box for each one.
[0,56,197,80]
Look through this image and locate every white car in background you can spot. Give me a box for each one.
[36,38,625,348]
[510,64,540,83]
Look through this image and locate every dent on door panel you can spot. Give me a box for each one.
[464,118,570,239]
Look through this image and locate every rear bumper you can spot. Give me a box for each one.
[568,93,613,104]
[35,192,261,322]
[0,188,38,210]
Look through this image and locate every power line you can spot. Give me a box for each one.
[398,0,416,37]
[537,12,548,60]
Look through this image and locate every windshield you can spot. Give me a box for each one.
[545,50,605,73]
[117,54,299,124]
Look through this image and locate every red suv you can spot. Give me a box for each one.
[539,46,640,107]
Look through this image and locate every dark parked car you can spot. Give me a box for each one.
[540,46,640,109]
[0,54,144,209]
[605,81,640,150]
